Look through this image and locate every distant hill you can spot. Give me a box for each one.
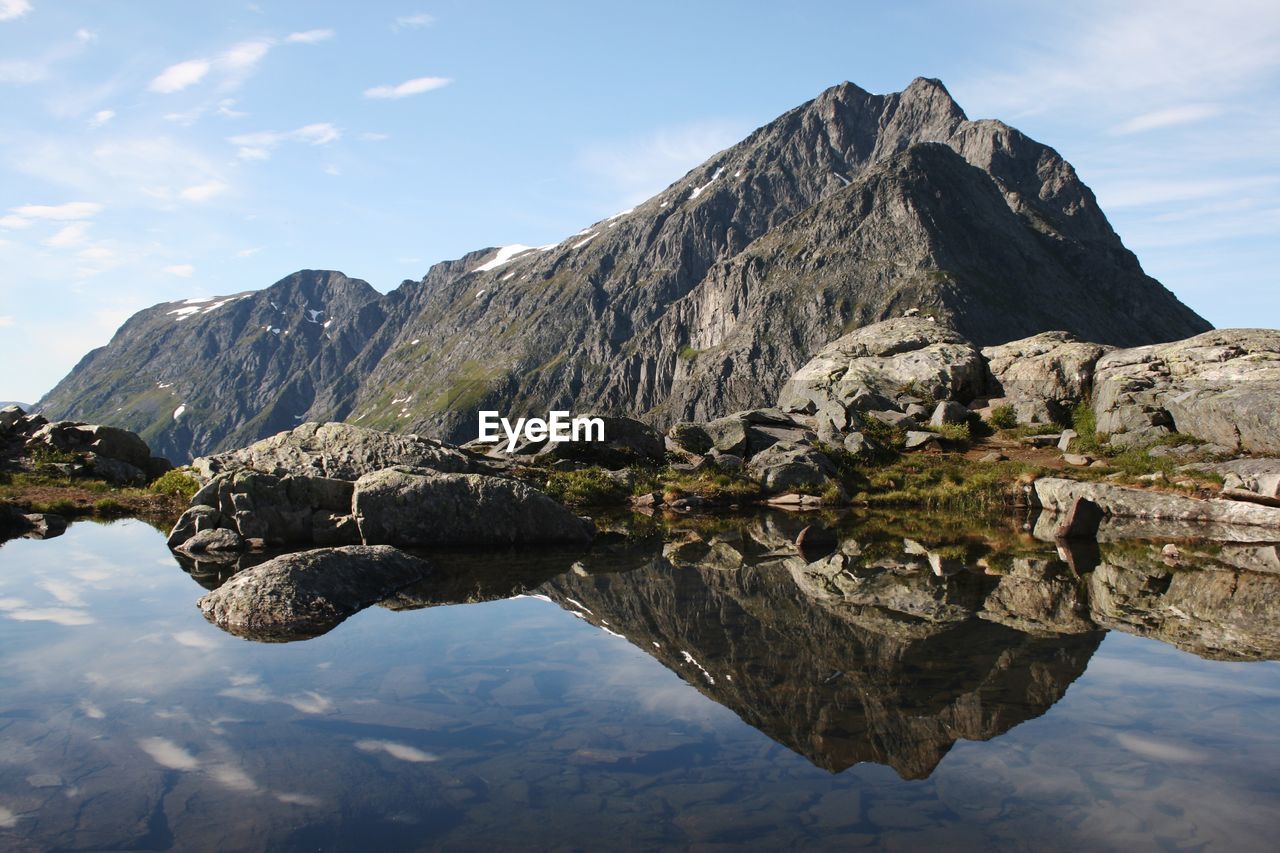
[38,77,1211,461]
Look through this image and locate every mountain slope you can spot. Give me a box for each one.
[38,78,1211,459]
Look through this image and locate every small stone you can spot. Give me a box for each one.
[1063,453,1092,466]
[1161,543,1180,558]
[1057,429,1078,452]
[904,431,939,450]
[979,451,1007,463]
[178,527,244,554]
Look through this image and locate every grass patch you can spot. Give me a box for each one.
[851,455,1045,512]
[927,421,972,446]
[543,467,630,507]
[987,404,1017,429]
[677,345,701,362]
[659,468,760,502]
[149,467,201,500]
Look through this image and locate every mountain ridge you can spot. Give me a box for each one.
[38,77,1211,461]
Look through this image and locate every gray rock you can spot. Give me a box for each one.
[197,545,433,641]
[904,431,940,450]
[1063,453,1092,467]
[868,410,917,429]
[191,422,481,482]
[1057,429,1078,452]
[1185,458,1280,499]
[1054,497,1105,540]
[1032,477,1280,529]
[667,422,713,455]
[747,442,838,495]
[166,504,222,548]
[710,452,744,473]
[983,331,1112,414]
[979,451,1006,463]
[178,527,245,554]
[929,400,970,427]
[352,467,594,546]
[906,403,931,419]
[83,454,147,486]
[1092,329,1280,454]
[842,432,868,456]
[0,405,24,432]
[532,414,664,468]
[704,416,749,455]
[778,318,986,415]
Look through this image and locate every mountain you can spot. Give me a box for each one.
[38,78,1211,461]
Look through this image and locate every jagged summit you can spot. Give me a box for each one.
[39,78,1210,460]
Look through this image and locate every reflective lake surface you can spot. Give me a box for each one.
[1,513,1279,850]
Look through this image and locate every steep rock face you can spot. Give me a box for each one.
[38,78,1210,458]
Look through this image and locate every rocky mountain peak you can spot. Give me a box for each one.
[38,78,1212,458]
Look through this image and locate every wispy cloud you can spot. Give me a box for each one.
[393,13,434,31]
[0,0,31,22]
[363,75,450,99]
[960,0,1280,117]
[88,109,115,128]
[0,201,104,229]
[228,122,341,159]
[286,29,333,44]
[1111,104,1223,135]
[149,58,211,93]
[179,180,228,202]
[163,264,195,277]
[354,739,438,762]
[0,315,14,328]
[44,221,91,248]
[577,119,746,206]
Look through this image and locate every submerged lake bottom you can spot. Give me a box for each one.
[0,512,1278,851]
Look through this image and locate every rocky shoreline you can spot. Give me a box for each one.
[5,316,1280,642]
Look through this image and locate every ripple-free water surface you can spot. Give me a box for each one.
[1,518,1278,850]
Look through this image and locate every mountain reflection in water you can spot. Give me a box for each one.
[2,511,1279,850]
[185,509,1280,779]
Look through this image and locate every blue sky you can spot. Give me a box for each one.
[0,0,1277,403]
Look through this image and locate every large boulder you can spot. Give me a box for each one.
[778,317,985,417]
[197,545,433,641]
[173,470,359,549]
[532,414,664,468]
[1091,329,1280,453]
[191,422,481,482]
[1032,477,1280,529]
[982,331,1112,423]
[747,441,839,495]
[352,467,594,546]
[25,420,157,475]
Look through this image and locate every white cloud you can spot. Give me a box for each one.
[1111,104,1223,135]
[393,13,434,30]
[0,315,14,327]
[9,201,104,222]
[0,215,32,229]
[228,122,340,159]
[358,131,389,141]
[149,58,211,93]
[163,264,195,277]
[137,737,199,771]
[217,38,272,87]
[235,246,264,257]
[75,28,97,43]
[179,180,228,201]
[44,221,91,248]
[354,739,438,762]
[363,75,450,99]
[0,0,31,22]
[286,29,334,44]
[88,109,115,128]
[1096,175,1279,208]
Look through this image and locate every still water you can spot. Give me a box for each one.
[0,514,1278,850]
